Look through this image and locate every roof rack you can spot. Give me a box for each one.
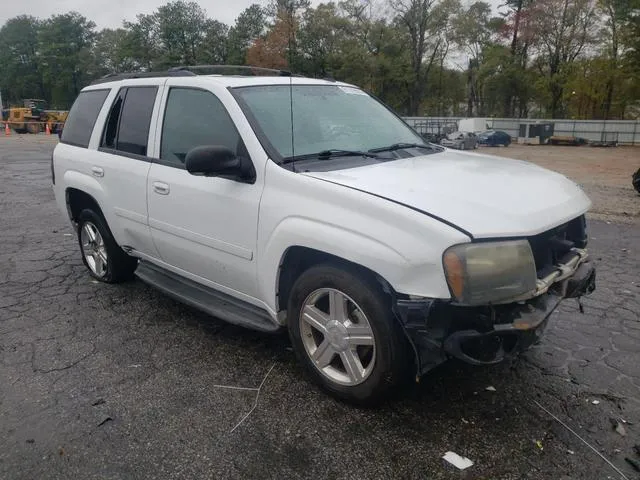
[169,65,302,77]
[89,69,196,85]
[89,65,305,85]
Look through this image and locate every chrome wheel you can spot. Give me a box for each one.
[299,288,376,386]
[80,221,108,277]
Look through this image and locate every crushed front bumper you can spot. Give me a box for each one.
[394,254,596,376]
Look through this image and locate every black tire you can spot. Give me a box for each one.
[77,209,137,283]
[633,168,640,194]
[287,264,411,404]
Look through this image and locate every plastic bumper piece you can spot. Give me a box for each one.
[394,260,596,376]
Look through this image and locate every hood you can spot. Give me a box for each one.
[302,150,592,239]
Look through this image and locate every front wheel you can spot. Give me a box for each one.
[287,264,411,404]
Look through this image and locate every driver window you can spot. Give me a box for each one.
[160,88,241,165]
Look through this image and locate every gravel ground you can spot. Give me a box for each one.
[481,144,640,223]
[1,136,639,479]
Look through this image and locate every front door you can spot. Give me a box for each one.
[146,84,264,299]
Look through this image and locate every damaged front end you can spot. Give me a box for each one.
[394,235,596,378]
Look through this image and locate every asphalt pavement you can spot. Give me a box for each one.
[1,137,639,479]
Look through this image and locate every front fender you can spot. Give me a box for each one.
[258,216,453,314]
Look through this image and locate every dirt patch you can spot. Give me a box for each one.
[481,144,640,223]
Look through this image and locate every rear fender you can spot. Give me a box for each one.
[63,170,110,226]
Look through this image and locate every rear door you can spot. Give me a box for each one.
[92,81,164,257]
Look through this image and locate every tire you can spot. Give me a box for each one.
[77,209,137,283]
[287,264,411,404]
[633,168,640,194]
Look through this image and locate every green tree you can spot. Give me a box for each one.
[93,28,135,75]
[198,20,229,64]
[227,4,266,64]
[0,16,44,105]
[389,0,450,115]
[155,1,209,67]
[530,0,597,117]
[453,1,493,115]
[38,12,96,108]
[122,13,160,71]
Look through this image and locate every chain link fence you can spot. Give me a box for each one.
[403,117,640,145]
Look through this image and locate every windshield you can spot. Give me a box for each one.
[234,85,425,160]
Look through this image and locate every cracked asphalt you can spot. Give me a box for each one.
[1,136,639,479]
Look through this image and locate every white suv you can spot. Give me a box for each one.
[52,66,596,403]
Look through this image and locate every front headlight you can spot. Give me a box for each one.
[443,240,537,305]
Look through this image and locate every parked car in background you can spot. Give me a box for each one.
[440,131,478,150]
[477,130,512,147]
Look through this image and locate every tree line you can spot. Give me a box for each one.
[1,0,638,118]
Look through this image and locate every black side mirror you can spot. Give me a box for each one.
[185,145,251,180]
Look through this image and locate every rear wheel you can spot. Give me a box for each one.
[77,209,137,283]
[287,264,411,404]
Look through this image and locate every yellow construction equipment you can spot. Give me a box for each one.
[1,99,68,133]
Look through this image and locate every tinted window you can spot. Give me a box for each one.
[101,89,125,149]
[161,88,240,165]
[61,90,109,148]
[116,87,157,156]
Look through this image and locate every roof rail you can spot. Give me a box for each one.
[88,65,306,86]
[168,65,302,77]
[89,69,196,85]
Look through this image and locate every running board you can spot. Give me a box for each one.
[135,261,280,333]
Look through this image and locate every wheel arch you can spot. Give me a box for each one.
[275,246,398,323]
[65,187,105,226]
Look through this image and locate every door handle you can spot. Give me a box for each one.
[91,166,104,178]
[153,182,170,195]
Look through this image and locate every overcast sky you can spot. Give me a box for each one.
[1,0,504,30]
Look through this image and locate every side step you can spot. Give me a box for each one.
[135,261,280,333]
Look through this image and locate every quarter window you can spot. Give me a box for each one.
[60,89,109,148]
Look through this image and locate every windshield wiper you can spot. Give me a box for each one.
[281,149,379,165]
[369,142,439,153]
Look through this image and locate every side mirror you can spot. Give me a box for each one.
[185,145,245,178]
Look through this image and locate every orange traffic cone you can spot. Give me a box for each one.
[45,123,51,135]
[4,123,10,136]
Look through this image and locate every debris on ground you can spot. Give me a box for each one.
[534,400,631,480]
[610,418,627,436]
[567,450,575,455]
[591,400,600,405]
[91,398,105,406]
[625,457,640,472]
[442,451,474,470]
[536,440,544,451]
[485,386,496,392]
[97,417,112,427]
[25,439,34,444]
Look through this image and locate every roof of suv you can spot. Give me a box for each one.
[83,75,354,92]
[84,67,355,92]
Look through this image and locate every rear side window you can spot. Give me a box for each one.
[100,86,158,156]
[60,90,109,148]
